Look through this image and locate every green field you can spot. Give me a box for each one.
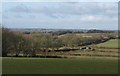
[2,57,118,74]
[96,39,119,48]
[69,39,119,57]
[2,39,119,74]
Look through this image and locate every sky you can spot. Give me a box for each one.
[1,1,118,30]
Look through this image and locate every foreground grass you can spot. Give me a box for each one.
[0,57,2,75]
[2,57,118,74]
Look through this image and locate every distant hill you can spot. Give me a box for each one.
[9,28,116,34]
[87,29,116,33]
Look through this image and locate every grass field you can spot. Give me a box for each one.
[69,39,119,57]
[0,57,2,75]
[2,57,118,74]
[96,39,119,48]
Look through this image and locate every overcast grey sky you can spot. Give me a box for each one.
[1,1,118,30]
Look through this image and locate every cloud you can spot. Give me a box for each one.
[40,3,117,18]
[2,15,9,19]
[80,15,98,21]
[2,2,118,30]
[2,0,120,2]
[9,4,31,13]
[14,15,23,18]
[80,15,117,22]
[61,2,117,16]
[6,2,117,19]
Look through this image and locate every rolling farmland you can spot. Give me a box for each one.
[2,2,119,75]
[2,39,119,74]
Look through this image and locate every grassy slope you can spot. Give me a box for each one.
[70,39,119,57]
[2,57,118,74]
[96,39,118,48]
